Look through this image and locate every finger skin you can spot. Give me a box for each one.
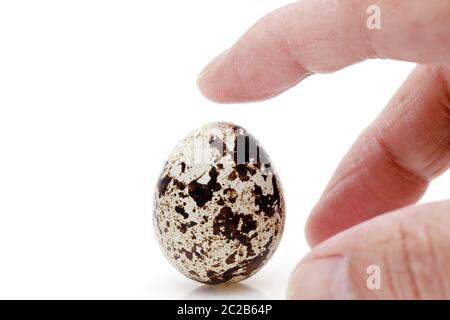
[306,65,450,246]
[288,201,450,299]
[198,0,450,102]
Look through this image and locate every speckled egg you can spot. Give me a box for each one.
[153,122,285,284]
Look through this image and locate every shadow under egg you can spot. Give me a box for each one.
[185,282,267,300]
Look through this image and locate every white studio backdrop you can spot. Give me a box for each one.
[0,1,448,299]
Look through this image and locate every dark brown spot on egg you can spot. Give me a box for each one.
[212,206,257,256]
[235,164,250,181]
[225,251,237,265]
[180,244,203,261]
[247,164,257,176]
[228,170,237,181]
[205,236,274,285]
[189,270,199,277]
[188,181,212,207]
[158,175,172,196]
[173,179,186,190]
[179,221,197,233]
[240,236,273,276]
[184,251,193,260]
[206,270,223,285]
[241,219,257,234]
[252,176,281,218]
[175,206,188,219]
[188,166,221,207]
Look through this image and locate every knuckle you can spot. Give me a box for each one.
[372,131,430,191]
[386,219,450,299]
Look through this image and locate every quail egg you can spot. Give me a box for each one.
[153,122,285,284]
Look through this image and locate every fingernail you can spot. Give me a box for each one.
[287,256,352,300]
[196,49,229,84]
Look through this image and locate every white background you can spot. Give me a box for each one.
[0,0,448,299]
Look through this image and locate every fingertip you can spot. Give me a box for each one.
[305,202,336,247]
[196,47,292,104]
[196,4,313,103]
[304,214,320,248]
[287,256,348,299]
[196,49,234,103]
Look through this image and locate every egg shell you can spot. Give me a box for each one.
[153,122,285,284]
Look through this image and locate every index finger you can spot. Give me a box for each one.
[197,0,450,103]
[307,65,450,246]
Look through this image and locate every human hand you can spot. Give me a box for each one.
[197,0,450,299]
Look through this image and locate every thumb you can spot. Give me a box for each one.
[288,201,450,299]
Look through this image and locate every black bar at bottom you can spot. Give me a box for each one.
[0,300,448,319]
